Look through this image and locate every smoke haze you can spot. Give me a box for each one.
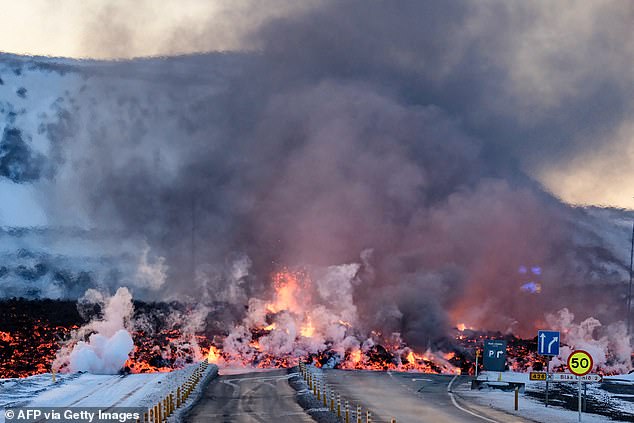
[2,1,634,352]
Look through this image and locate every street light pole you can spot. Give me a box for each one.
[627,222,634,335]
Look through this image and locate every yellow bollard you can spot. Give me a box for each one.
[317,380,321,400]
[337,394,341,417]
[148,409,153,423]
[366,411,371,423]
[156,404,161,423]
[143,412,147,423]
[391,419,396,423]
[345,400,350,423]
[330,391,334,412]
[357,405,361,423]
[177,387,181,407]
[323,385,327,406]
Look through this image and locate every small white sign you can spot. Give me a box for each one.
[551,373,602,383]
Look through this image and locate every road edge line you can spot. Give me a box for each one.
[447,375,499,423]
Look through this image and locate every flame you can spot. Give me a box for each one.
[207,345,221,363]
[263,323,277,331]
[300,317,315,338]
[266,269,306,314]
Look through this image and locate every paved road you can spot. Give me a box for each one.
[184,369,316,423]
[321,369,534,423]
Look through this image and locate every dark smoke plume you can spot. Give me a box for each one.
[3,1,634,349]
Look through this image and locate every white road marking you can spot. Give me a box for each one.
[447,375,499,423]
[223,374,294,383]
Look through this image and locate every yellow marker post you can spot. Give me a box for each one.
[323,385,327,406]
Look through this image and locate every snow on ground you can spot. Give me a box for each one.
[606,373,634,385]
[0,363,217,423]
[470,371,634,422]
[458,383,614,423]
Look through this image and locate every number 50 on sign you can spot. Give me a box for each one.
[567,350,593,376]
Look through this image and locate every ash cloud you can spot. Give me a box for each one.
[9,1,634,350]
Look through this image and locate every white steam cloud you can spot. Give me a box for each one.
[54,287,135,374]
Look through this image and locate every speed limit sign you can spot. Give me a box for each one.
[567,350,593,376]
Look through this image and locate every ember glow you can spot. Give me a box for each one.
[202,268,463,373]
[1,270,631,378]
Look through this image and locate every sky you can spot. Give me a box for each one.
[0,0,632,210]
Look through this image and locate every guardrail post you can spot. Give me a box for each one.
[323,384,327,406]
[514,386,519,411]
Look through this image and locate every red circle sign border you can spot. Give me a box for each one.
[567,349,594,376]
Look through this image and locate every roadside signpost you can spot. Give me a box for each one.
[529,371,547,381]
[537,330,560,407]
[483,339,507,372]
[537,330,560,355]
[551,373,602,383]
[567,350,594,422]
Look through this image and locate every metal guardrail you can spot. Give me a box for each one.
[299,361,397,423]
[141,359,209,423]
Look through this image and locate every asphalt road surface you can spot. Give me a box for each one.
[185,368,533,423]
[183,369,317,423]
[321,369,534,423]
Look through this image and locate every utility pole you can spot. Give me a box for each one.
[627,222,634,335]
[191,194,196,284]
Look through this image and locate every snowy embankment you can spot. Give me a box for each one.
[0,363,217,423]
[460,371,634,422]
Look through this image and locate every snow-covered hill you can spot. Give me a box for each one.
[0,53,245,299]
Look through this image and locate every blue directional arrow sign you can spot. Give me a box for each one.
[537,330,560,356]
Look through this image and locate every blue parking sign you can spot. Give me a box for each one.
[537,330,560,356]
[483,339,507,371]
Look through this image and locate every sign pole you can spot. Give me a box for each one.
[475,348,479,378]
[545,357,550,407]
[627,222,634,335]
[578,376,582,422]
